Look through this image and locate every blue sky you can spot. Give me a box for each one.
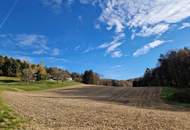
[0,0,190,79]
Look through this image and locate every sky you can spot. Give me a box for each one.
[0,0,190,80]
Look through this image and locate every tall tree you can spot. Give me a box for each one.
[71,72,82,82]
[21,67,34,83]
[36,64,47,81]
[82,70,100,84]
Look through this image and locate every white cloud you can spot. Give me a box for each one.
[133,40,166,57]
[14,34,49,55]
[98,33,125,58]
[42,0,63,9]
[95,23,101,29]
[48,57,68,62]
[41,0,190,57]
[80,0,190,57]
[68,0,74,6]
[0,34,50,55]
[42,0,74,11]
[82,47,95,53]
[111,65,122,69]
[78,15,83,23]
[15,34,48,48]
[107,42,122,52]
[52,48,60,56]
[96,0,190,36]
[136,23,169,37]
[79,0,99,5]
[179,22,190,29]
[111,50,123,58]
[74,45,80,51]
[33,50,47,55]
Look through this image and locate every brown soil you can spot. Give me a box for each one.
[2,85,190,130]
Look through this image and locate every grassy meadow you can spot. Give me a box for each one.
[0,76,80,91]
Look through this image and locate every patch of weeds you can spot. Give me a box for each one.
[0,98,24,130]
[161,87,190,107]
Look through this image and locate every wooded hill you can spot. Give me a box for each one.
[134,48,190,88]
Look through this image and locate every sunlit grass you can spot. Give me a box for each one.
[0,94,24,129]
[0,76,80,91]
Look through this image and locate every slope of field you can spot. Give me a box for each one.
[2,85,190,130]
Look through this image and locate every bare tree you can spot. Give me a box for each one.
[21,68,34,83]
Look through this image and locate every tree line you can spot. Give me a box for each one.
[81,70,132,87]
[133,48,190,88]
[0,55,75,83]
[0,55,132,87]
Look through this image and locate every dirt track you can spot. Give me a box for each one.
[2,85,190,130]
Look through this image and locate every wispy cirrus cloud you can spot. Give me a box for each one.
[94,0,190,37]
[0,33,60,56]
[110,65,122,69]
[78,15,83,23]
[42,0,63,9]
[74,45,80,51]
[14,34,49,55]
[98,33,124,58]
[133,40,169,57]
[33,50,47,55]
[52,48,60,56]
[135,24,169,38]
[82,47,95,53]
[48,56,68,62]
[68,0,74,6]
[111,50,123,58]
[179,22,190,30]
[41,0,74,12]
[79,0,190,57]
[15,34,48,48]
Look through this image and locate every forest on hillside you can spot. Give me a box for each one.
[134,48,190,88]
